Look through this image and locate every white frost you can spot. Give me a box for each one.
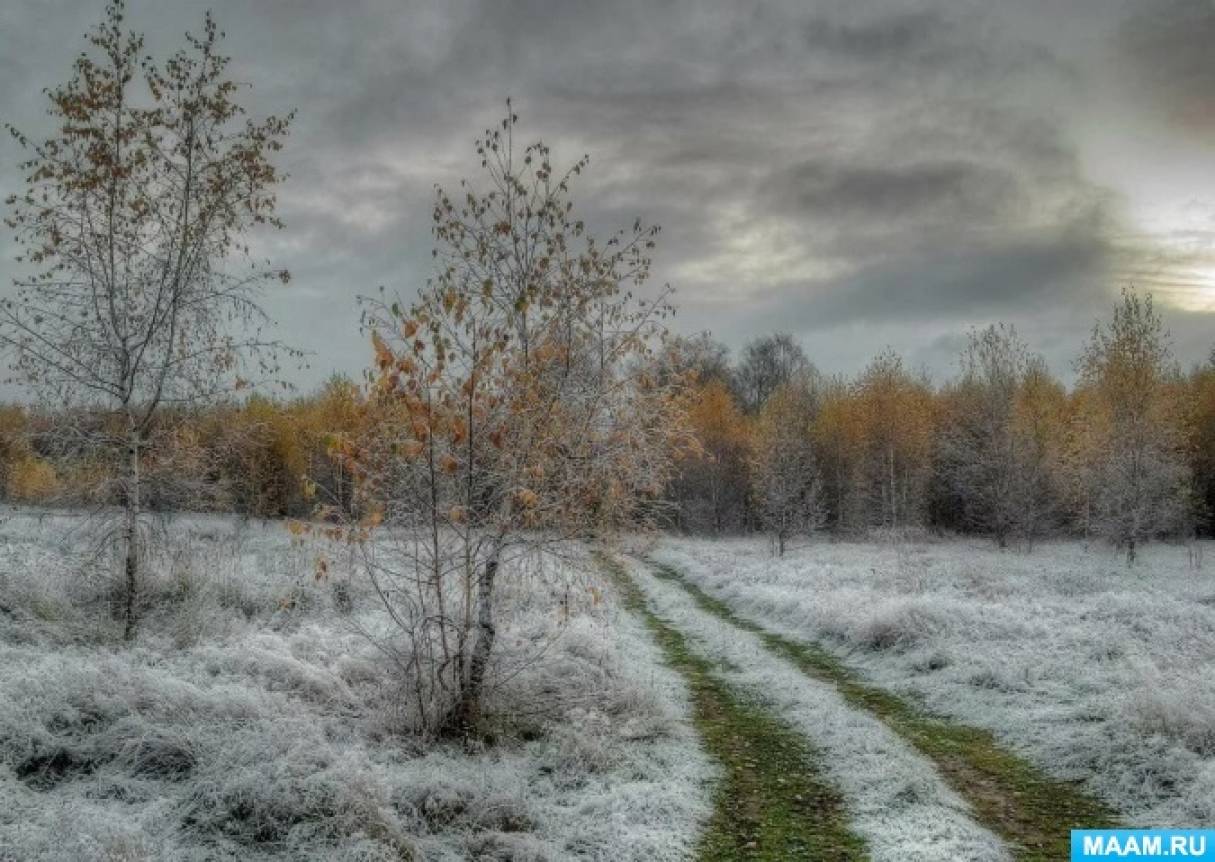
[653,535,1215,826]
[624,556,1008,862]
[0,508,712,860]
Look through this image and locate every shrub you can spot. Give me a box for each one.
[6,457,60,503]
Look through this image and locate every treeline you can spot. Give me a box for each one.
[665,290,1215,558]
[3,289,1213,560]
[0,377,363,520]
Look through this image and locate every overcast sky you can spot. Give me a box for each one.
[2,0,1213,389]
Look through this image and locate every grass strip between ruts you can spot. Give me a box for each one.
[647,559,1120,862]
[597,552,867,861]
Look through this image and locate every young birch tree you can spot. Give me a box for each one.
[751,376,824,555]
[1,1,294,638]
[1072,289,1192,562]
[339,108,690,737]
[853,350,935,533]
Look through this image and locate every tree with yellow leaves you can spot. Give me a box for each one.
[811,377,867,533]
[852,350,936,533]
[1008,357,1068,545]
[346,107,690,736]
[671,378,751,533]
[1071,289,1192,562]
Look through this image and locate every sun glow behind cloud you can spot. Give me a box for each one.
[1110,198,1215,315]
[1159,266,1215,313]
[1070,70,1215,318]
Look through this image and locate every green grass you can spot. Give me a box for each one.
[597,552,866,861]
[648,560,1120,861]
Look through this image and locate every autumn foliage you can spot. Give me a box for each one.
[5,288,1212,560]
[663,299,1212,551]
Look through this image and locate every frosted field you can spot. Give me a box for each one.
[653,535,1215,827]
[6,507,1212,861]
[622,556,1007,861]
[0,509,713,861]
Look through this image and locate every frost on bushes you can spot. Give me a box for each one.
[851,599,948,652]
[0,511,712,860]
[1124,675,1215,757]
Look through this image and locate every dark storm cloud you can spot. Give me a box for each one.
[816,230,1110,326]
[802,9,946,56]
[766,159,1023,224]
[0,0,1211,389]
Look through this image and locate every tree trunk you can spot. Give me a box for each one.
[448,543,501,736]
[122,433,141,642]
[888,444,897,531]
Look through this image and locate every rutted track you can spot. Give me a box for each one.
[645,558,1119,861]
[604,552,1009,861]
[598,552,865,860]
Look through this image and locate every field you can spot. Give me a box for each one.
[650,535,1215,829]
[1,508,1214,860]
[0,509,711,861]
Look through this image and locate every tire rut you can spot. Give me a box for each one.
[646,558,1119,861]
[597,552,867,861]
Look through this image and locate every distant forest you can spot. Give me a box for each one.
[4,289,1212,556]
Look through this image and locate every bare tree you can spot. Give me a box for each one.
[751,376,824,555]
[1072,289,1192,563]
[736,332,811,414]
[1,1,295,638]
[940,324,1062,547]
[338,107,690,736]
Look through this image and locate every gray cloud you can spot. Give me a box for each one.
[1120,0,1215,131]
[0,0,1212,392]
[765,159,1023,226]
[802,9,947,57]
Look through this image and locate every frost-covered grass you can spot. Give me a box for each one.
[601,551,865,860]
[623,556,1007,861]
[653,534,1215,827]
[0,508,712,860]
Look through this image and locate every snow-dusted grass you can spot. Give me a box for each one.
[0,508,712,860]
[623,556,1008,861]
[653,535,1215,827]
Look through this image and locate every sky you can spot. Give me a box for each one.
[1,0,1213,390]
